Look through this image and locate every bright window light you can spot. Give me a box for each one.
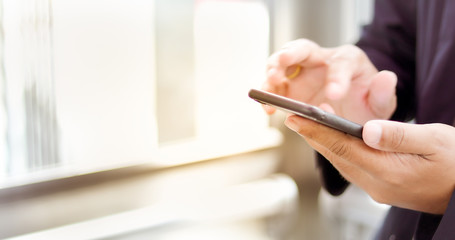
[0,0,281,186]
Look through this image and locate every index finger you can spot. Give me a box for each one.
[285,114,385,175]
[264,39,329,97]
[323,45,372,100]
[267,39,329,71]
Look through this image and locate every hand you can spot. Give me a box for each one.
[284,114,455,214]
[264,39,397,124]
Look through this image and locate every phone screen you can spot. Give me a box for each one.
[248,89,363,139]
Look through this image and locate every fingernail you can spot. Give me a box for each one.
[363,121,382,146]
[284,116,299,132]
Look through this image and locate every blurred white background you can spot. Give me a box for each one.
[0,0,387,239]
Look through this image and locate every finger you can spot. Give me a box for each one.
[264,66,289,101]
[266,66,285,86]
[324,45,371,100]
[264,39,330,103]
[261,81,287,115]
[304,136,373,187]
[362,120,449,154]
[367,71,397,118]
[267,39,328,70]
[318,103,335,114]
[284,114,383,172]
[261,104,276,115]
[262,76,287,96]
[324,58,354,100]
[284,114,383,183]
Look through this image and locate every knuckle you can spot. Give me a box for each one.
[336,44,367,63]
[390,126,406,149]
[328,140,352,159]
[345,44,363,56]
[277,51,290,63]
[338,44,360,55]
[339,44,357,52]
[297,127,315,140]
[274,50,295,66]
[429,123,452,149]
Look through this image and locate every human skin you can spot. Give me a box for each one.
[284,115,455,214]
[264,39,397,125]
[264,39,455,214]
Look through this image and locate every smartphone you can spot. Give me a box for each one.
[248,89,363,139]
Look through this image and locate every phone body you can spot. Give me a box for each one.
[248,89,363,139]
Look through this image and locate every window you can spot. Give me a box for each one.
[0,0,280,186]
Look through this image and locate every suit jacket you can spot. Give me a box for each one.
[317,0,455,239]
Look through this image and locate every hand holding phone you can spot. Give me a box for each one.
[248,89,363,139]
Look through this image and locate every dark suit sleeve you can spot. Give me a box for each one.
[431,190,455,239]
[317,0,417,196]
[357,0,417,122]
[374,191,455,239]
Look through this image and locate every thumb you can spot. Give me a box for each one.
[362,120,436,154]
[367,71,397,119]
